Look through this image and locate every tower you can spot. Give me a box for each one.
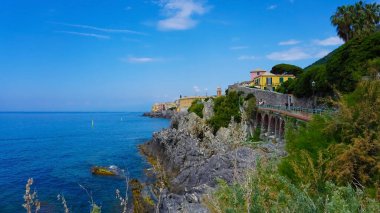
[217,87,222,97]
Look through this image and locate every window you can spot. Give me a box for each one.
[266,77,272,85]
[255,79,260,85]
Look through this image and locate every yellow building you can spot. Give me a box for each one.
[177,96,208,112]
[251,73,295,91]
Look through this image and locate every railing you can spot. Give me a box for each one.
[258,104,336,115]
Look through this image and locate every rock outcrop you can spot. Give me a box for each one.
[142,110,175,119]
[140,103,286,212]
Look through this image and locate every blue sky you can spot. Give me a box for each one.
[0,0,367,111]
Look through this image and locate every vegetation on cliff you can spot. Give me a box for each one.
[276,1,380,97]
[207,91,243,134]
[188,99,204,118]
[208,78,380,211]
[281,32,380,97]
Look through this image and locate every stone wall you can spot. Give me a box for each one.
[228,84,313,108]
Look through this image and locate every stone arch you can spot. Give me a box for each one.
[274,116,280,138]
[269,116,276,136]
[262,113,269,133]
[279,119,286,139]
[256,112,262,129]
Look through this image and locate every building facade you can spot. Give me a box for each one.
[177,96,208,112]
[250,69,267,81]
[152,102,177,112]
[251,73,295,91]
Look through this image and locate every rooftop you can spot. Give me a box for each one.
[250,68,267,73]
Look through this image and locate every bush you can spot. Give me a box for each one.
[206,161,380,213]
[325,80,380,187]
[188,99,204,118]
[245,96,257,121]
[207,91,242,134]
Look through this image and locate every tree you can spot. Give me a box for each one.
[331,1,380,42]
[270,64,303,77]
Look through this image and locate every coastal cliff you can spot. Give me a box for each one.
[140,98,286,212]
[142,110,175,119]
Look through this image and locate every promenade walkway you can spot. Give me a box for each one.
[257,105,334,122]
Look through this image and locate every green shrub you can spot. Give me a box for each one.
[188,99,204,118]
[206,161,380,213]
[207,91,242,134]
[245,96,257,121]
[251,127,261,142]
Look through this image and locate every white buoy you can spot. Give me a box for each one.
[91,120,94,128]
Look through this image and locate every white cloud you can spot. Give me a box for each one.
[51,22,146,35]
[230,46,249,50]
[278,39,301,46]
[267,48,311,61]
[55,31,110,39]
[267,47,333,61]
[193,85,201,93]
[122,56,158,63]
[314,49,331,58]
[157,0,209,31]
[267,5,277,10]
[238,55,257,60]
[313,36,344,46]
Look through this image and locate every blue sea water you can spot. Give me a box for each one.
[0,112,169,212]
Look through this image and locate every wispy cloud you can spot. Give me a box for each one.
[278,39,301,46]
[193,85,201,93]
[267,48,311,61]
[314,49,331,58]
[51,22,146,35]
[55,31,110,39]
[313,36,344,46]
[267,47,332,61]
[267,5,277,10]
[230,46,249,50]
[238,55,257,60]
[157,0,209,31]
[122,56,159,63]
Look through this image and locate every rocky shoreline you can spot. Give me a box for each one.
[139,107,286,212]
[142,110,175,119]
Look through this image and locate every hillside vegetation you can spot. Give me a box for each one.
[207,2,380,209]
[207,78,380,212]
[282,32,380,97]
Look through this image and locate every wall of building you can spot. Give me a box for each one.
[251,75,294,90]
[178,96,208,112]
[250,71,266,81]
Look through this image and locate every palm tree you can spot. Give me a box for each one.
[331,5,354,42]
[331,1,380,42]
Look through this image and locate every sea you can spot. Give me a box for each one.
[0,112,169,212]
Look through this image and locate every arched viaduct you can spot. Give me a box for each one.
[253,107,311,142]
